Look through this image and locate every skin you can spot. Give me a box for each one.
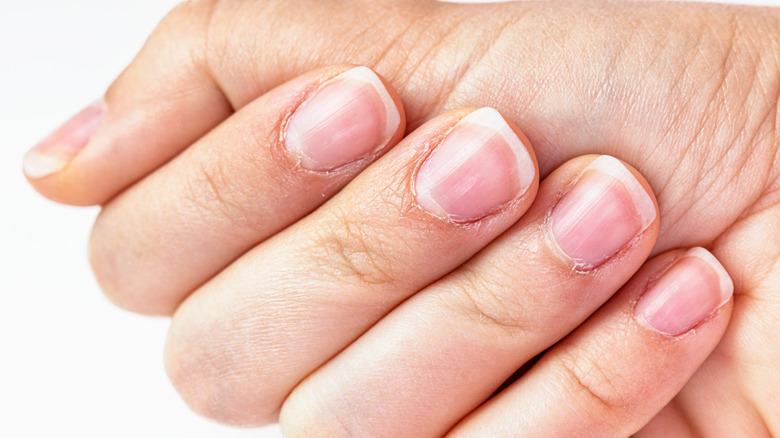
[24,0,779,436]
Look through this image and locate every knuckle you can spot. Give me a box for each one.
[554,350,630,417]
[87,218,124,307]
[451,266,536,336]
[185,158,262,233]
[87,213,163,315]
[164,316,277,427]
[153,0,222,65]
[309,209,397,287]
[281,384,363,438]
[161,0,218,30]
[280,399,350,438]
[164,331,229,425]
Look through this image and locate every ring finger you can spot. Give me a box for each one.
[281,154,660,436]
[165,107,540,425]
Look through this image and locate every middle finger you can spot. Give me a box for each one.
[282,154,659,437]
[164,107,538,425]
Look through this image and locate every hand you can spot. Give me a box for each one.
[23,60,735,435]
[24,0,779,436]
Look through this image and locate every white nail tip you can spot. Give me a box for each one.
[335,67,401,139]
[584,155,657,229]
[684,247,734,306]
[22,149,69,179]
[459,107,535,192]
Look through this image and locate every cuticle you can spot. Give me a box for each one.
[544,161,599,273]
[631,251,689,315]
[547,157,655,273]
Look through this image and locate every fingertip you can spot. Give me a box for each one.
[412,107,539,223]
[546,154,659,270]
[634,247,734,337]
[369,66,407,143]
[23,99,110,206]
[281,65,406,172]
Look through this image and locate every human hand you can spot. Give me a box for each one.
[24,0,779,435]
[23,59,735,435]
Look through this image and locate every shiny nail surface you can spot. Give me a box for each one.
[284,67,401,171]
[636,247,733,336]
[23,100,104,179]
[414,108,535,223]
[550,156,656,268]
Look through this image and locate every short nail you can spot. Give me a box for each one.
[636,247,734,336]
[414,107,536,222]
[284,66,401,171]
[550,155,656,268]
[23,100,105,179]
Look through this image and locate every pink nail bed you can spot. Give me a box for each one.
[23,100,105,179]
[550,156,656,269]
[414,107,536,223]
[636,247,734,336]
[284,67,401,171]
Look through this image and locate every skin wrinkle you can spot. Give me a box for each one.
[82,1,780,431]
[195,160,239,227]
[199,0,238,112]
[634,21,709,174]
[397,16,472,128]
[556,353,620,424]
[437,13,517,115]
[370,8,423,86]
[643,16,735,193]
[450,241,575,341]
[454,278,523,339]
[583,5,639,134]
[658,20,779,249]
[652,40,725,207]
[583,351,632,414]
[155,0,237,115]
[744,82,780,203]
[309,210,398,288]
[652,20,762,243]
[454,266,533,337]
[766,73,780,191]
[698,15,748,187]
[190,129,268,237]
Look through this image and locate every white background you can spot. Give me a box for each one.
[0,0,774,437]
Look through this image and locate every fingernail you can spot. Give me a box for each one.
[414,107,536,223]
[636,247,734,336]
[550,155,656,268]
[284,66,401,171]
[23,100,105,179]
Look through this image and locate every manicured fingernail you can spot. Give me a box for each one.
[23,100,105,179]
[284,66,401,171]
[414,107,535,222]
[636,247,733,336]
[550,155,656,268]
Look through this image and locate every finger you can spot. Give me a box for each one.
[634,403,698,437]
[278,154,660,437]
[450,247,733,437]
[164,107,539,425]
[88,65,405,315]
[24,0,779,259]
[638,192,780,437]
[23,3,233,205]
